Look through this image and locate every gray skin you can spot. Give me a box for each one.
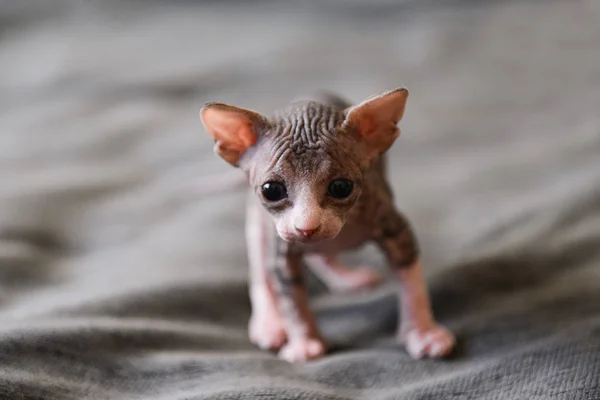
[200,88,456,362]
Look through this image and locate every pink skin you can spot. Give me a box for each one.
[200,88,456,362]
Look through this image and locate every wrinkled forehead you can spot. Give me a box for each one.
[252,138,363,185]
[248,102,363,184]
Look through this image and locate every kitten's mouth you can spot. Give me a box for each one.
[279,232,337,245]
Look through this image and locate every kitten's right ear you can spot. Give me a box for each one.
[200,102,269,166]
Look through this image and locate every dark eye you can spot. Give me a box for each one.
[261,182,287,202]
[328,179,354,199]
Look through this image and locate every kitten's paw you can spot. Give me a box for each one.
[249,314,287,351]
[278,337,326,363]
[331,267,382,293]
[402,325,455,359]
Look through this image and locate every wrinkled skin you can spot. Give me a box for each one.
[200,88,456,362]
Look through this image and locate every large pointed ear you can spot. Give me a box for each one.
[342,88,409,164]
[200,102,270,166]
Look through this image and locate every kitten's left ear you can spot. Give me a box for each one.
[200,102,270,166]
[343,88,409,164]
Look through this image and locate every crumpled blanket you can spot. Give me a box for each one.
[0,0,599,399]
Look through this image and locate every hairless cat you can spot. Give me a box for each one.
[199,88,456,362]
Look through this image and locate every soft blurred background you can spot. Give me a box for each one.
[0,1,599,399]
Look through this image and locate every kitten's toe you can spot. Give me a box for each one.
[401,324,455,359]
[278,337,326,363]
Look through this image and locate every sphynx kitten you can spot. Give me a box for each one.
[199,88,456,362]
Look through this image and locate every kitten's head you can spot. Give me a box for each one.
[199,88,408,244]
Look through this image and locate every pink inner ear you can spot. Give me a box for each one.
[202,107,257,152]
[346,88,408,139]
[357,114,377,138]
[345,106,380,140]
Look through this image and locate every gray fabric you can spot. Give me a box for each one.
[1,1,600,399]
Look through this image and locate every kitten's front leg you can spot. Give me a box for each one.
[246,197,287,351]
[376,210,456,359]
[270,238,326,362]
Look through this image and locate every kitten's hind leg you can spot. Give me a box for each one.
[304,253,382,293]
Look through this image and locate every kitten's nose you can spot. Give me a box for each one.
[295,226,320,238]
